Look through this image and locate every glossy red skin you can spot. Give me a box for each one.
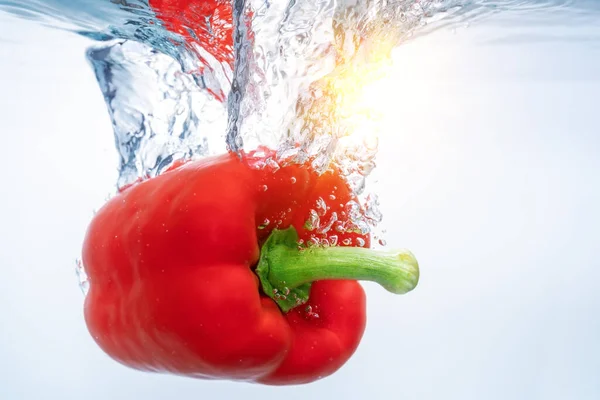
[149,0,233,65]
[83,152,370,385]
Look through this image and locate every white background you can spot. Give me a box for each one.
[1,9,599,400]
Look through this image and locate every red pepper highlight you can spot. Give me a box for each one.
[82,151,419,385]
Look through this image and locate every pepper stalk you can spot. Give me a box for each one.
[256,227,419,312]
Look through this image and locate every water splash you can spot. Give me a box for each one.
[87,39,228,188]
[2,0,591,187]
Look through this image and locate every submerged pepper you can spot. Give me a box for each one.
[82,151,419,385]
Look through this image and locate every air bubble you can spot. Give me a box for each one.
[75,259,90,296]
[305,305,319,319]
[315,197,327,217]
[356,238,366,247]
[265,158,280,172]
[317,212,337,234]
[290,177,297,184]
[304,209,320,231]
[378,238,387,246]
[258,218,270,229]
[262,185,268,191]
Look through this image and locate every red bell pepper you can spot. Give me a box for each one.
[82,150,419,385]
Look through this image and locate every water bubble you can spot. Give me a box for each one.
[258,218,270,229]
[348,175,366,194]
[342,238,352,246]
[304,209,320,231]
[329,194,336,200]
[365,193,383,223]
[378,238,387,246]
[329,235,338,246]
[290,177,297,184]
[355,220,371,235]
[345,201,361,219]
[75,259,90,296]
[283,287,290,296]
[315,197,327,217]
[356,238,366,247]
[265,158,280,172]
[262,185,268,192]
[304,305,319,319]
[317,212,338,234]
[359,161,376,176]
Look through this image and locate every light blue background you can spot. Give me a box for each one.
[1,8,599,400]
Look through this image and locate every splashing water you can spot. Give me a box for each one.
[0,0,594,228]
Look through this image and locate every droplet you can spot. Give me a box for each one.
[304,305,319,319]
[258,218,270,230]
[265,158,280,172]
[304,210,320,231]
[283,287,290,296]
[342,238,352,245]
[329,194,336,200]
[356,238,366,247]
[262,185,268,192]
[75,259,90,296]
[290,177,297,184]
[378,238,387,246]
[329,235,338,246]
[315,197,327,216]
[317,212,338,234]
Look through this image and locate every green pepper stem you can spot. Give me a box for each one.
[255,228,419,311]
[268,243,419,294]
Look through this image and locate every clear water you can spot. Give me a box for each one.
[2,0,593,190]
